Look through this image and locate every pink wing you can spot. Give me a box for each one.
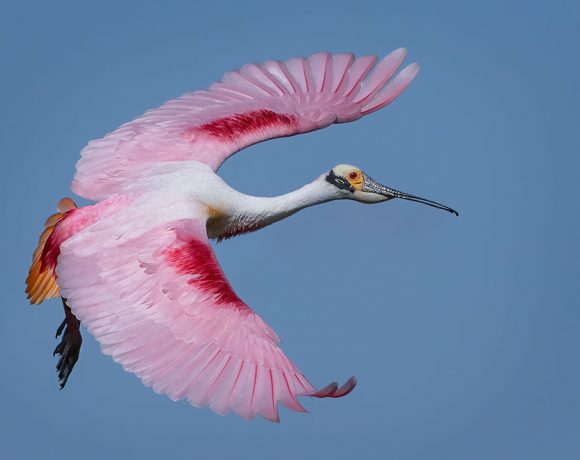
[56,212,354,421]
[72,49,419,201]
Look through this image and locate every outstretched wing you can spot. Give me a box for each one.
[56,209,353,421]
[73,49,419,200]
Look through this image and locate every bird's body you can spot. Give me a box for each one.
[26,49,456,422]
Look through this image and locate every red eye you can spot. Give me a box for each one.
[349,172,358,180]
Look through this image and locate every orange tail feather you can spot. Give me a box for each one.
[26,198,78,305]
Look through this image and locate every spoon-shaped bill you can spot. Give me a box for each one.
[362,174,459,216]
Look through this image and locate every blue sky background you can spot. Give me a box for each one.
[2,1,579,459]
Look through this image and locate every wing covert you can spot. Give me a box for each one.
[72,49,419,201]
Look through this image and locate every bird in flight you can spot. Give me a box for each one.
[26,49,457,422]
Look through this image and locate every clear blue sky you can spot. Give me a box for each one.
[2,1,579,459]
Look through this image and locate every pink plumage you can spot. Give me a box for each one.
[57,218,328,421]
[71,49,418,200]
[27,49,424,421]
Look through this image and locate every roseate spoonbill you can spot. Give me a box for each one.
[26,49,457,422]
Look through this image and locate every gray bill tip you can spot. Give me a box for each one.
[396,192,459,216]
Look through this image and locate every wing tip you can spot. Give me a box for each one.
[309,376,357,399]
[391,47,408,60]
[404,62,421,78]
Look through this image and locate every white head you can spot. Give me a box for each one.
[325,164,458,214]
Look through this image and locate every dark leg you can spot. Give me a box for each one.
[53,297,82,389]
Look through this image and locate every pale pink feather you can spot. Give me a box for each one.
[56,209,355,422]
[72,49,419,201]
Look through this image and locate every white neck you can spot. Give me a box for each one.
[248,176,343,216]
[208,175,345,240]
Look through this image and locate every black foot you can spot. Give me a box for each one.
[54,298,82,389]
